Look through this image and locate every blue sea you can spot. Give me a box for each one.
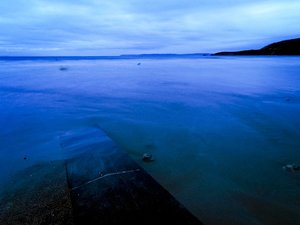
[0,56,300,224]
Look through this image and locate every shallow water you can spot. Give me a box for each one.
[0,57,300,225]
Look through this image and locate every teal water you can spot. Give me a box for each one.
[0,57,300,224]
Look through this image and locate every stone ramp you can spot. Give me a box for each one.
[60,127,203,225]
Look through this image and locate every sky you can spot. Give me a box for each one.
[0,0,299,56]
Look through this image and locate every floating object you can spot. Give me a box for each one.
[142,153,154,162]
[283,164,300,172]
[59,66,68,71]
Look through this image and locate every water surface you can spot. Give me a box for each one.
[0,56,300,225]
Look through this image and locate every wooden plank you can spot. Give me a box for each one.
[60,127,203,225]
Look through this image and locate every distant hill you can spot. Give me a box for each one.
[0,53,211,61]
[214,38,300,56]
[119,53,210,58]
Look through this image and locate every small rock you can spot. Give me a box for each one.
[283,164,300,172]
[137,62,141,66]
[59,66,68,71]
[142,153,154,162]
[23,157,27,160]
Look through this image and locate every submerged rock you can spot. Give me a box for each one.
[282,164,300,172]
[59,66,68,71]
[142,153,154,162]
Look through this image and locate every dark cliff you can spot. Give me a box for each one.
[214,38,300,56]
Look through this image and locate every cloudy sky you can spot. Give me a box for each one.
[0,0,299,55]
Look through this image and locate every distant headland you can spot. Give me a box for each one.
[1,38,300,60]
[214,38,300,56]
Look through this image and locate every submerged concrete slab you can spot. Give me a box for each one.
[0,127,203,225]
[60,127,203,225]
[0,162,73,225]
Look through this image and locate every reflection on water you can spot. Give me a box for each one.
[0,57,300,225]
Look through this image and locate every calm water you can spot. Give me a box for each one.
[0,57,300,224]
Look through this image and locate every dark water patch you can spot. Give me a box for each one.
[160,81,190,87]
[0,85,58,95]
[223,95,300,151]
[59,66,69,71]
[144,142,156,150]
[233,192,300,225]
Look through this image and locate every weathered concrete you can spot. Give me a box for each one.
[0,162,73,225]
[0,127,203,225]
[61,127,203,225]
